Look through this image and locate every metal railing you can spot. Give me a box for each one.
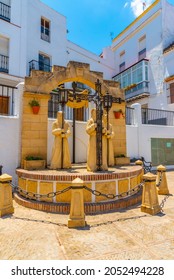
[0,54,9,73]
[0,1,10,22]
[142,108,174,126]
[29,60,52,74]
[125,81,149,100]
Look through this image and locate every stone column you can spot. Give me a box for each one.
[68,178,86,228]
[0,174,14,217]
[157,165,169,195]
[141,172,160,215]
[21,92,50,168]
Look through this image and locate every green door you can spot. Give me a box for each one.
[151,138,174,165]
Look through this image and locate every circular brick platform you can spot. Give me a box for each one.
[14,189,142,214]
[15,164,143,213]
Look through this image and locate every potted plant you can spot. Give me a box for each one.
[113,109,124,119]
[24,156,46,170]
[29,99,40,114]
[114,154,130,165]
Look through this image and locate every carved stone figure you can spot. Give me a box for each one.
[86,108,108,172]
[50,111,71,169]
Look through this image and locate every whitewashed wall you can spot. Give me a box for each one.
[0,116,21,182]
[127,103,174,163]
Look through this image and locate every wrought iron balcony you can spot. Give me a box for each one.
[0,1,10,22]
[29,60,52,74]
[0,54,9,73]
[142,108,174,126]
[125,81,150,102]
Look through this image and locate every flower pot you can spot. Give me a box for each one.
[32,106,40,114]
[114,111,121,119]
[24,159,45,170]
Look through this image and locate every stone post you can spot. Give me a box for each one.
[0,174,14,217]
[141,172,161,215]
[68,178,86,228]
[156,165,169,195]
[135,160,144,179]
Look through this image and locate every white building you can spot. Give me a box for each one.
[112,0,174,110]
[111,0,174,166]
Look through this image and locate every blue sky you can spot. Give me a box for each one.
[41,0,174,55]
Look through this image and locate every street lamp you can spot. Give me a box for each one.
[103,92,113,166]
[95,79,103,171]
[58,88,69,169]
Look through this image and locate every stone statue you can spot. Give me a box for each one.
[103,113,115,167]
[50,111,71,169]
[86,108,108,172]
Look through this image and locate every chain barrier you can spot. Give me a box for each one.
[159,194,170,212]
[10,181,144,201]
[84,182,144,200]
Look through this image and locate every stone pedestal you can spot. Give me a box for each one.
[157,165,169,195]
[0,174,14,217]
[68,178,86,228]
[141,172,161,215]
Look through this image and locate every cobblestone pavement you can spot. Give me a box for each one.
[0,171,174,260]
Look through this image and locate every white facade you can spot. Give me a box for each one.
[112,0,174,110]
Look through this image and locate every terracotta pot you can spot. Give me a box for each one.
[114,111,121,119]
[32,106,40,114]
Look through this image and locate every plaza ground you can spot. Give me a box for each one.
[0,171,174,260]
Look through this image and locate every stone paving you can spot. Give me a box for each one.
[0,171,174,260]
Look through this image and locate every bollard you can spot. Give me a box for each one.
[68,177,86,228]
[0,174,14,217]
[135,160,144,180]
[157,165,169,195]
[141,172,161,215]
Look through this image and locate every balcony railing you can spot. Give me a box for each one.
[0,54,9,73]
[0,1,10,22]
[142,108,174,126]
[125,81,149,100]
[29,60,52,74]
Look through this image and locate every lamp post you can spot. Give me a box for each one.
[94,79,103,171]
[103,92,113,166]
[58,88,68,169]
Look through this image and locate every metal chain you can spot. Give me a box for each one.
[159,194,170,212]
[84,182,144,200]
[156,171,163,187]
[11,184,72,200]
[10,181,144,201]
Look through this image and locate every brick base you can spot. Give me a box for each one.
[14,190,142,214]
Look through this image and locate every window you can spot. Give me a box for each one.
[169,83,174,103]
[113,60,149,90]
[0,0,11,22]
[0,36,9,73]
[119,51,125,72]
[138,35,146,60]
[38,53,51,72]
[0,96,9,114]
[41,17,50,42]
